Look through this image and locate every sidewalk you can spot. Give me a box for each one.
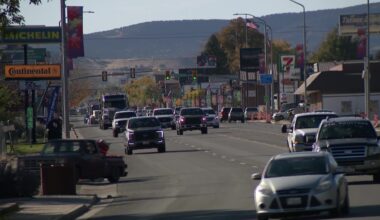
[0,195,98,220]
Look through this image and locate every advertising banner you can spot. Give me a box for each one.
[240,48,262,72]
[339,13,380,35]
[4,64,61,79]
[197,55,216,68]
[47,86,60,124]
[67,6,84,58]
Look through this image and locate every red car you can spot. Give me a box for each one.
[219,107,231,122]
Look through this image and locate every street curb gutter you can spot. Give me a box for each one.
[58,195,100,220]
[0,203,19,216]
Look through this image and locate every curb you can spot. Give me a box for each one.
[0,203,19,216]
[58,195,99,220]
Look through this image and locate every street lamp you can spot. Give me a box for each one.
[289,0,307,111]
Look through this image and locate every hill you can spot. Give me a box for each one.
[83,3,380,59]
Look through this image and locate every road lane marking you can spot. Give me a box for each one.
[212,153,217,156]
[221,155,227,159]
[240,162,246,165]
[197,148,202,151]
[230,158,236,162]
[216,134,286,151]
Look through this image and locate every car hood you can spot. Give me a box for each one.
[128,127,161,132]
[295,128,319,136]
[114,118,129,122]
[262,175,327,192]
[317,138,378,147]
[155,114,174,118]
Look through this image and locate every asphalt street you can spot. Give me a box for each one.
[71,116,380,220]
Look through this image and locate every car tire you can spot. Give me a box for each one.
[201,127,208,134]
[228,119,231,123]
[179,129,183,135]
[113,130,118,137]
[241,119,245,123]
[158,144,166,153]
[373,173,380,183]
[213,125,219,128]
[330,191,342,217]
[107,168,120,183]
[342,192,350,215]
[171,125,176,130]
[256,213,268,220]
[126,148,133,155]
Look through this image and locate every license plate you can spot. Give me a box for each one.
[286,197,302,205]
[142,141,149,145]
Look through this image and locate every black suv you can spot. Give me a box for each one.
[176,107,207,135]
[228,107,245,123]
[124,116,165,155]
[313,117,380,182]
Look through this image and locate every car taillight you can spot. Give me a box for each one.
[128,132,134,140]
[202,116,207,122]
[180,116,185,123]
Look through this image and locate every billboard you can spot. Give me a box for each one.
[4,64,61,79]
[0,27,61,44]
[197,55,216,68]
[240,48,262,72]
[0,48,46,63]
[339,13,380,35]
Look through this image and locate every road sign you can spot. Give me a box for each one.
[259,74,272,85]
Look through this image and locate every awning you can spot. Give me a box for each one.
[294,72,321,95]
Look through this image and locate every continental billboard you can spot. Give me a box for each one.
[4,64,61,79]
[339,13,380,35]
[0,27,61,44]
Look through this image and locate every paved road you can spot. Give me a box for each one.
[71,116,380,220]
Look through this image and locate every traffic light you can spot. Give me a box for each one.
[130,68,135,78]
[102,71,107,81]
[192,70,197,81]
[165,70,171,80]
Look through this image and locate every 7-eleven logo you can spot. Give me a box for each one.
[281,55,295,72]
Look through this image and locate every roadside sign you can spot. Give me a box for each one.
[4,64,61,79]
[27,107,33,129]
[259,74,272,85]
[0,26,61,44]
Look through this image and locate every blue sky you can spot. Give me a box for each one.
[20,0,379,34]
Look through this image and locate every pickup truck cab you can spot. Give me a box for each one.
[313,117,380,182]
[176,107,207,135]
[152,108,176,130]
[112,110,136,137]
[17,139,127,183]
[282,111,337,152]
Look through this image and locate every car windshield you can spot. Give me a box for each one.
[318,120,377,140]
[222,108,231,113]
[246,108,258,112]
[154,109,173,115]
[115,112,136,119]
[181,108,203,115]
[295,115,337,129]
[231,108,243,112]
[42,141,82,154]
[128,117,160,129]
[265,156,328,178]
[203,109,215,115]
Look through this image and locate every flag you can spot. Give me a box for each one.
[246,19,258,30]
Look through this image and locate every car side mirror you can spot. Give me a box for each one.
[281,124,288,133]
[251,173,262,180]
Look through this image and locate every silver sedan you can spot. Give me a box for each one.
[252,151,349,220]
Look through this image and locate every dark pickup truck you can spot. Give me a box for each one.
[176,107,207,135]
[17,139,127,183]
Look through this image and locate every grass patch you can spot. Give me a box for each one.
[7,139,45,155]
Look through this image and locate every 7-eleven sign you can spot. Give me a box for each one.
[281,55,295,71]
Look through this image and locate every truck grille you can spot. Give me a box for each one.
[185,117,201,124]
[279,195,308,209]
[330,145,366,166]
[23,159,57,172]
[134,131,157,141]
[277,188,310,195]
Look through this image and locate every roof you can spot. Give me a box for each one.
[274,151,328,160]
[295,62,380,95]
[321,116,369,123]
[294,111,337,118]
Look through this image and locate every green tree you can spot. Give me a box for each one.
[0,84,21,122]
[202,34,228,74]
[309,27,357,62]
[124,76,161,107]
[0,0,43,27]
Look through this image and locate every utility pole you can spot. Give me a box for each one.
[60,0,70,138]
[364,0,370,117]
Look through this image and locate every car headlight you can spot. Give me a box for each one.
[293,135,304,145]
[156,130,164,139]
[315,180,332,193]
[368,146,380,155]
[256,184,273,196]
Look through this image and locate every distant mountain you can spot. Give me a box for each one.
[83,3,380,59]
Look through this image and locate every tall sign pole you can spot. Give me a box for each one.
[365,0,370,117]
[61,0,70,138]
